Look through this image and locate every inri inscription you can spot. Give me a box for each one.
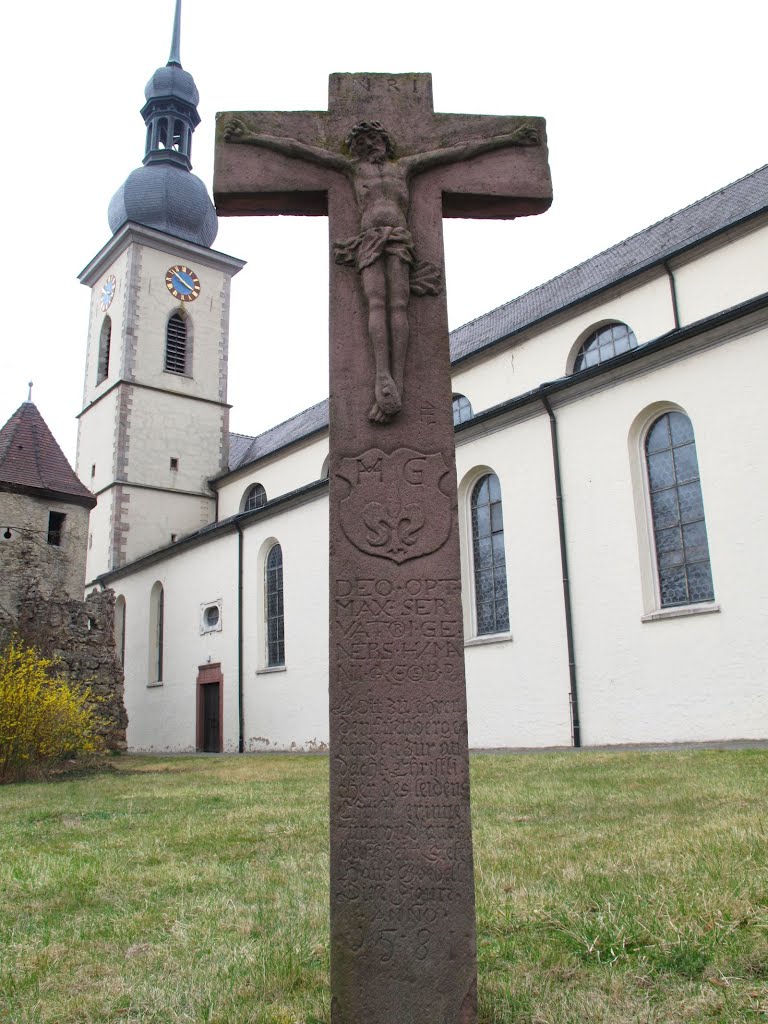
[214,71,552,1024]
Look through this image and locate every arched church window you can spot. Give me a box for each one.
[471,474,509,635]
[573,322,637,373]
[645,411,714,607]
[149,582,164,684]
[243,483,267,512]
[452,394,473,426]
[266,544,285,667]
[97,316,111,384]
[165,312,188,374]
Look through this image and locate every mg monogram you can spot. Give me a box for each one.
[337,448,452,563]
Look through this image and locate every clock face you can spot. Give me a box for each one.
[165,265,201,302]
[100,275,116,311]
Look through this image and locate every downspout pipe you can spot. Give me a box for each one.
[664,261,681,330]
[234,521,245,753]
[541,395,581,747]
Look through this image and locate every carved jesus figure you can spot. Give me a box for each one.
[224,117,539,423]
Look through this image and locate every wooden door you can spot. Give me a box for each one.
[202,682,221,752]
[196,664,223,753]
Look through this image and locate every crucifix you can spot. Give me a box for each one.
[215,73,551,1024]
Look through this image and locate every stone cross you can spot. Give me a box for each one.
[214,73,551,1024]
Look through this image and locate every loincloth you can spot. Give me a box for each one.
[333,227,441,296]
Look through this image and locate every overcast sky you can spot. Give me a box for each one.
[1,0,765,463]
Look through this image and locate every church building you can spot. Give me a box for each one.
[76,6,768,752]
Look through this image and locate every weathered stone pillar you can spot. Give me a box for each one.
[214,72,551,1024]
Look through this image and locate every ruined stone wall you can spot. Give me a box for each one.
[9,588,128,752]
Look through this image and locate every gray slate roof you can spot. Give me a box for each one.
[450,164,768,361]
[227,399,330,473]
[226,164,768,477]
[108,164,218,249]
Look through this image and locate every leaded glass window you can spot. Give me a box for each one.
[645,411,714,607]
[471,474,509,635]
[165,313,187,374]
[452,394,473,426]
[574,322,637,372]
[244,483,267,512]
[266,543,285,666]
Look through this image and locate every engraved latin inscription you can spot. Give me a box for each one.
[335,575,463,683]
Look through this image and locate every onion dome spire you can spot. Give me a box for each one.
[107,0,218,248]
[141,0,199,172]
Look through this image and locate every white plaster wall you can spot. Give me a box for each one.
[240,496,329,750]
[77,390,120,583]
[450,274,675,415]
[122,487,213,564]
[674,223,768,327]
[117,492,329,753]
[85,490,115,586]
[77,389,120,494]
[217,433,329,519]
[557,323,768,744]
[456,415,572,748]
[116,531,240,752]
[105,216,768,754]
[126,388,224,492]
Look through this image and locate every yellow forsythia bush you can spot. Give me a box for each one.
[0,640,104,782]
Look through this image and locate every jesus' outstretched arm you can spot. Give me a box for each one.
[222,117,350,175]
[401,123,540,178]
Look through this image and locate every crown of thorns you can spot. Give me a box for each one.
[346,121,394,156]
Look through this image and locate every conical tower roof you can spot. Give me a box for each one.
[0,403,96,508]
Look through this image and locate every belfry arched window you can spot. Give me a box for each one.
[573,322,637,373]
[266,544,285,667]
[165,312,188,374]
[243,483,267,512]
[157,118,169,149]
[452,394,473,426]
[471,474,509,635]
[97,316,112,384]
[645,411,714,607]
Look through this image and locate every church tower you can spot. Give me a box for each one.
[77,0,244,583]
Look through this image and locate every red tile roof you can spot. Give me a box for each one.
[0,403,96,508]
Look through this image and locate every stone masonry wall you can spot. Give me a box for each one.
[0,490,89,614]
[6,587,128,752]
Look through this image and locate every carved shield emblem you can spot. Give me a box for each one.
[337,448,452,563]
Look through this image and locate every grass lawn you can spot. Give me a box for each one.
[0,749,766,1023]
